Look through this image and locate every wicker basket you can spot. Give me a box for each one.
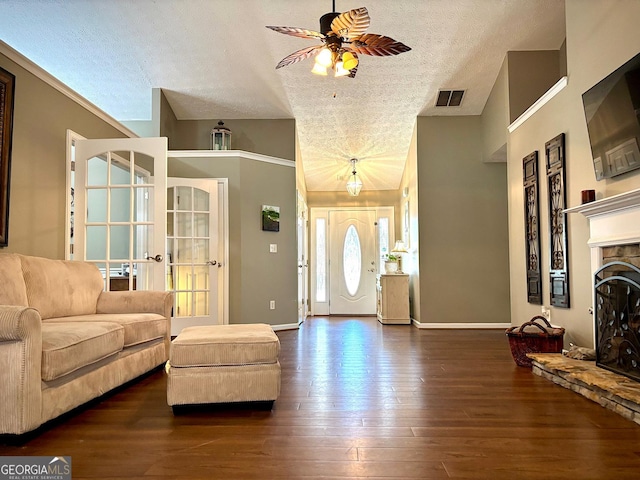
[506,316,565,367]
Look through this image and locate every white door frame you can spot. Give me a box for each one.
[297,191,309,325]
[310,206,395,316]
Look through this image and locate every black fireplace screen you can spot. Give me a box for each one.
[595,261,640,382]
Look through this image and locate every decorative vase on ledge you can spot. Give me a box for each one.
[384,261,398,274]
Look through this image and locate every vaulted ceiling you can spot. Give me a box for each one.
[0,0,566,191]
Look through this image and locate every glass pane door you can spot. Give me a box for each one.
[74,138,167,292]
[167,178,219,333]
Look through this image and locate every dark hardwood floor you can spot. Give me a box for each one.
[2,316,640,479]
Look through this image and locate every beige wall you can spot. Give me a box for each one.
[507,50,562,123]
[0,50,128,259]
[507,0,640,347]
[307,189,400,234]
[399,122,420,321]
[295,131,307,200]
[482,50,563,164]
[167,118,295,160]
[167,155,297,327]
[481,56,510,163]
[158,88,179,143]
[417,116,511,325]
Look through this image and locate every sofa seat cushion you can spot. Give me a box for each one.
[41,321,124,381]
[47,313,166,347]
[170,324,280,368]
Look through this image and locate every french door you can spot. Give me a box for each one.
[74,137,167,291]
[167,178,222,334]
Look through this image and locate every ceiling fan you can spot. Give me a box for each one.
[266,1,411,78]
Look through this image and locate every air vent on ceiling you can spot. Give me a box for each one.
[436,89,465,107]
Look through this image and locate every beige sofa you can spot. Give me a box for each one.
[0,253,172,435]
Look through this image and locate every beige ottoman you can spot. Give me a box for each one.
[166,324,281,410]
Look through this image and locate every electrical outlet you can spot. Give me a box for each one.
[270,244,277,253]
[541,306,551,322]
[270,300,276,310]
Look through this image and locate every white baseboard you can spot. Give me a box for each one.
[412,319,510,329]
[271,323,301,332]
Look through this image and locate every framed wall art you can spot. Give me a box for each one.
[546,133,569,308]
[523,151,542,304]
[262,205,280,232]
[0,66,15,248]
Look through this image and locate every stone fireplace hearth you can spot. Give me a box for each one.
[532,188,640,423]
[529,353,640,425]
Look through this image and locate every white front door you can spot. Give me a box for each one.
[74,137,167,291]
[167,178,221,334]
[329,210,377,315]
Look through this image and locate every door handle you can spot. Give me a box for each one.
[207,260,218,266]
[146,254,163,262]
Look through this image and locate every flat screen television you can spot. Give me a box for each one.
[582,51,640,180]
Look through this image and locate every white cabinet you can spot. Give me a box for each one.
[376,274,410,325]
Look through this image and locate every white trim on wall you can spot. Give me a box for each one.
[413,320,511,329]
[170,150,295,168]
[271,323,301,331]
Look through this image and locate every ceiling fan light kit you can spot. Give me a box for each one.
[266,3,411,79]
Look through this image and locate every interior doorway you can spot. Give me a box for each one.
[167,178,226,334]
[297,192,309,325]
[66,131,230,334]
[329,209,377,315]
[310,206,394,316]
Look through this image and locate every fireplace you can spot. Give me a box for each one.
[567,188,640,381]
[595,259,640,381]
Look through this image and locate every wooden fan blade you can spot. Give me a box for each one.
[330,7,370,40]
[275,45,323,69]
[266,26,325,40]
[349,34,411,56]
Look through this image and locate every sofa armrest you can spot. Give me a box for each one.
[96,291,173,355]
[0,306,43,434]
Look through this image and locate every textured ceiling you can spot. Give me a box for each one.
[0,0,566,192]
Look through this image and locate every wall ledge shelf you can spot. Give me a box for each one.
[508,76,568,133]
[169,149,295,168]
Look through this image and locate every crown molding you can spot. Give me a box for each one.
[0,40,138,138]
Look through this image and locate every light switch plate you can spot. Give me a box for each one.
[270,244,277,253]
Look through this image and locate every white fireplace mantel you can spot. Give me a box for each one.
[565,188,640,248]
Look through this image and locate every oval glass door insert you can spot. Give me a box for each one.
[343,225,362,296]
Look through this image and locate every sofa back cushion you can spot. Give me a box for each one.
[20,256,105,320]
[0,253,29,306]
